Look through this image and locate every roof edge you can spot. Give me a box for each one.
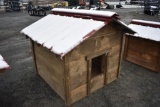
[51,8,120,22]
[131,19,160,28]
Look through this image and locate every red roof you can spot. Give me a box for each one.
[50,8,120,22]
[131,19,160,28]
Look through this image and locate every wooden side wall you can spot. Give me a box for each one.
[124,36,160,72]
[65,21,124,104]
[32,41,65,100]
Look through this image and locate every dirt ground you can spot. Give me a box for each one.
[0,8,160,107]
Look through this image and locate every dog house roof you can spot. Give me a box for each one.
[0,55,9,70]
[21,9,132,57]
[51,8,118,18]
[128,19,160,42]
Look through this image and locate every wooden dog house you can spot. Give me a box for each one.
[21,8,134,105]
[124,19,160,73]
[0,54,10,73]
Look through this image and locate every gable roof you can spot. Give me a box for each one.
[21,14,105,57]
[21,9,132,58]
[128,19,160,42]
[0,55,9,70]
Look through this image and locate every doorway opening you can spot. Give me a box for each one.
[91,55,104,78]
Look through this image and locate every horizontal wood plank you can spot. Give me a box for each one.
[70,84,87,104]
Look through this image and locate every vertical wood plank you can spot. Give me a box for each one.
[105,52,109,84]
[123,34,129,60]
[101,54,107,85]
[30,40,38,73]
[64,56,71,106]
[117,33,125,77]
[87,60,92,95]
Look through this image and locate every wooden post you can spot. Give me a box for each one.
[30,40,38,73]
[64,56,71,106]
[87,60,92,95]
[123,34,129,60]
[117,32,125,77]
[105,53,109,85]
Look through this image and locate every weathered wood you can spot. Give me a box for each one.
[30,40,38,73]
[117,32,125,77]
[70,84,87,104]
[87,60,92,95]
[91,74,104,93]
[105,53,109,84]
[28,19,128,106]
[101,55,107,85]
[107,67,118,84]
[124,36,160,72]
[123,35,129,59]
[34,42,65,100]
[64,55,71,106]
[86,50,109,60]
[68,57,87,90]
[0,69,6,73]
[126,54,157,71]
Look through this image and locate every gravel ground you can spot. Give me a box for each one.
[0,9,160,107]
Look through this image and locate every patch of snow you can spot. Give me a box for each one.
[132,19,160,26]
[52,8,117,17]
[128,24,160,41]
[122,5,143,8]
[0,55,9,69]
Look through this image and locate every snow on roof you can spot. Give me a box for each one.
[132,19,160,26]
[52,8,117,18]
[0,55,9,70]
[21,14,105,57]
[128,24,160,41]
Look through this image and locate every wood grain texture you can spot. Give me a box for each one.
[124,36,160,72]
[34,42,65,100]
[90,74,104,93]
[30,40,38,73]
[70,84,87,104]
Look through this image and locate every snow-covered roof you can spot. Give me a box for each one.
[21,14,105,57]
[131,19,160,26]
[0,55,9,70]
[52,8,117,18]
[128,19,160,41]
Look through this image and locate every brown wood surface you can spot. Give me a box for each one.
[34,42,65,100]
[0,69,6,73]
[70,84,87,104]
[125,36,160,72]
[117,32,125,77]
[87,60,92,95]
[64,56,71,106]
[30,40,38,73]
[68,57,87,90]
[66,23,123,101]
[90,74,104,93]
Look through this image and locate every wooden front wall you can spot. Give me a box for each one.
[124,36,160,72]
[64,22,124,105]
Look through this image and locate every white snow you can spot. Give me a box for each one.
[122,5,143,8]
[128,24,160,41]
[132,19,160,26]
[0,55,9,69]
[21,14,105,57]
[52,8,117,17]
